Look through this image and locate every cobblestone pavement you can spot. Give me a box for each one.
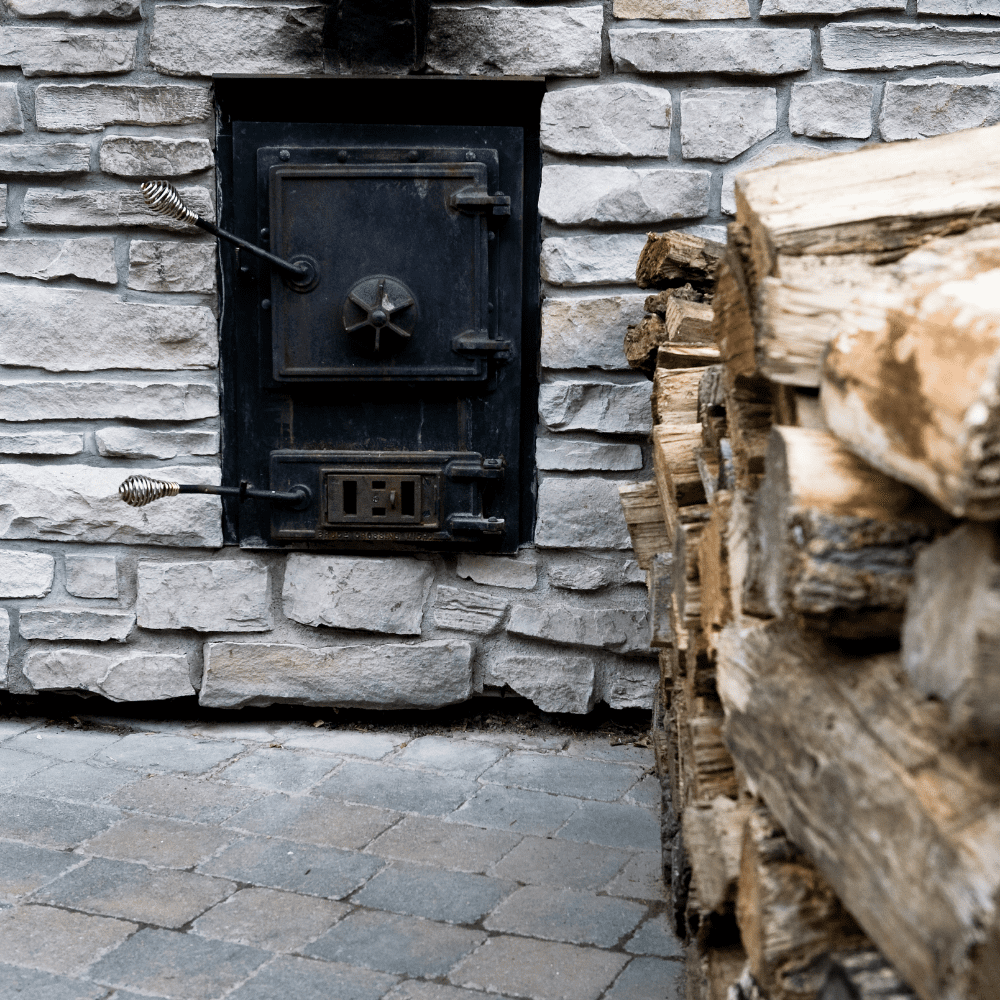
[0,713,684,1000]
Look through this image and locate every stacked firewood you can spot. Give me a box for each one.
[620,123,1000,1000]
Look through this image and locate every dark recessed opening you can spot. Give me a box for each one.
[342,480,357,515]
[401,480,415,517]
[371,480,386,489]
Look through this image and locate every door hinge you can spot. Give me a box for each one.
[450,186,511,216]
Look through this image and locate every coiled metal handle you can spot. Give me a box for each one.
[120,475,180,507]
[141,180,199,225]
[118,475,312,510]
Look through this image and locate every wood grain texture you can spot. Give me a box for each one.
[636,230,725,290]
[618,481,671,570]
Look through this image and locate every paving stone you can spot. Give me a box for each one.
[0,237,116,284]
[605,851,665,900]
[0,82,24,133]
[11,760,135,804]
[108,774,261,823]
[558,801,661,851]
[87,926,269,1000]
[7,727,122,762]
[199,835,383,899]
[22,185,214,231]
[0,794,121,849]
[541,294,645,371]
[395,735,506,778]
[0,26,136,76]
[83,814,238,869]
[352,861,514,924]
[280,729,402,759]
[482,751,641,802]
[789,79,874,138]
[447,786,580,837]
[0,719,38,740]
[721,142,827,215]
[35,82,212,134]
[100,135,212,177]
[426,5,602,77]
[624,773,661,808]
[64,555,118,599]
[305,909,486,977]
[0,841,81,900]
[508,604,650,655]
[491,835,630,890]
[820,21,1000,71]
[611,26,812,75]
[150,3,325,76]
[193,887,350,952]
[36,856,233,926]
[0,904,136,976]
[0,380,218,422]
[97,732,242,774]
[97,427,219,458]
[449,935,628,1000]
[484,885,646,947]
[536,439,643,473]
[316,761,477,816]
[20,609,133,642]
[227,793,398,850]
[538,381,652,435]
[541,82,671,157]
[539,165,710,225]
[433,585,508,635]
[536,476,633,550]
[455,552,538,590]
[0,142,89,176]
[0,747,51,789]
[389,983,518,1000]
[367,815,520,873]
[128,239,217,294]
[8,0,139,16]
[680,88,776,162]
[0,965,105,1000]
[540,234,649,288]
[0,431,85,455]
[218,747,338,793]
[626,914,685,957]
[25,649,195,702]
[880,74,1000,141]
[227,955,399,1000]
[483,651,597,715]
[605,955,685,999]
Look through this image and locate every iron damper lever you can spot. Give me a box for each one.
[119,475,312,510]
[141,180,316,286]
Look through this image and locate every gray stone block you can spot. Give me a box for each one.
[880,75,1000,141]
[789,80,874,138]
[201,639,473,710]
[8,0,139,16]
[150,3,325,76]
[535,476,633,550]
[108,773,261,824]
[127,239,217,293]
[433,585,507,634]
[536,439,643,473]
[97,427,219,459]
[20,609,133,642]
[198,835,383,899]
[540,234,649,288]
[455,552,537,590]
[367,814,520,873]
[0,185,5,230]
[0,83,24,133]
[0,795,122,849]
[821,21,1000,70]
[25,649,195,702]
[605,956,685,999]
[541,294,646,371]
[7,727,121,762]
[279,728,400,759]
[0,747,51,789]
[0,431,84,455]
[615,0,750,13]
[539,165,710,225]
[447,785,581,837]
[508,603,649,654]
[0,142,89,175]
[305,908,486,977]
[0,237,115,284]
[83,814,238,869]
[23,185,213,230]
[218,747,338,794]
[918,0,1000,10]
[547,553,639,591]
[316,760,477,815]
[763,0,903,12]
[0,965,105,1000]
[611,26,811,75]
[86,927,269,999]
[0,550,53,598]
[100,135,212,177]
[0,840,81,899]
[426,5,602,77]
[395,735,506,777]
[483,650,596,714]
[538,381,652,434]
[624,773,662,808]
[681,88,776,162]
[0,380,218,422]
[482,751,642,802]
[599,657,659,711]
[65,555,118,598]
[605,852,665,901]
[10,760,135,804]
[35,82,212,133]
[558,801,661,851]
[0,26,136,76]
[541,82,671,157]
[226,955,398,1000]
[97,732,241,773]
[626,914,684,956]
[491,836,631,891]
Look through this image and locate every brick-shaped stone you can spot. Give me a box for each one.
[763,0,903,12]
[0,550,54,598]
[8,0,139,16]
[540,234,649,287]
[96,427,219,459]
[0,380,218,422]
[539,165,710,225]
[35,82,212,133]
[23,185,213,230]
[0,83,24,134]
[200,639,474,709]
[599,658,659,709]
[821,22,1000,71]
[918,0,1000,10]
[483,651,596,713]
[542,294,646,370]
[100,136,213,177]
[611,26,811,75]
[0,431,83,455]
[282,554,433,635]
[0,142,89,175]
[0,237,115,284]
[128,240,216,293]
[0,464,222,546]
[614,0,749,17]
[433,585,507,634]
[548,553,642,590]
[535,477,632,549]
[508,603,649,653]
[0,26,136,76]
[789,79,874,138]
[137,559,271,632]
[0,286,217,371]
[456,552,538,590]
[65,554,118,598]
[150,4,325,76]
[24,648,194,700]
[539,381,652,434]
[880,75,1000,141]
[0,186,5,230]
[681,88,776,162]
[427,5,602,77]
[20,609,133,641]
[541,82,670,157]
[536,439,643,472]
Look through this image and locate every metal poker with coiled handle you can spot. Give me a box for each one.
[119,476,312,510]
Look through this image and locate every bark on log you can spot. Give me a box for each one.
[717,619,1000,1000]
[619,481,671,570]
[624,314,668,374]
[818,951,918,1000]
[636,231,725,290]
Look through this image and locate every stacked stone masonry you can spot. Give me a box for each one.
[0,0,997,711]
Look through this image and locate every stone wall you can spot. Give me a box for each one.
[0,0,997,712]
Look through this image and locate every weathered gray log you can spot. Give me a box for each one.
[649,550,675,649]
[683,795,749,915]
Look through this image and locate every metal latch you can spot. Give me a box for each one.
[445,457,505,482]
[448,513,506,534]
[452,330,512,358]
[449,186,511,216]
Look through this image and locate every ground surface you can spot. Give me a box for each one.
[0,699,684,1000]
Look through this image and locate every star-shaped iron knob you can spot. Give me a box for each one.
[343,275,417,353]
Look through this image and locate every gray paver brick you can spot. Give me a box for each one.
[481,751,641,801]
[367,814,521,873]
[557,801,661,851]
[98,732,243,773]
[605,955,685,999]
[0,840,81,900]
[625,914,684,957]
[605,851,664,901]
[0,903,136,976]
[226,955,399,1000]
[87,927,270,1000]
[351,860,514,924]
[35,856,235,927]
[447,785,580,837]
[192,886,350,951]
[227,792,399,849]
[0,793,122,849]
[218,747,340,792]
[199,835,384,899]
[281,729,402,758]
[0,720,40,742]
[82,814,239,868]
[12,761,136,803]
[8,728,123,762]
[389,983,518,1000]
[490,836,629,890]
[0,964,105,1000]
[0,747,52,789]
[623,773,661,809]
[449,935,628,1000]
[109,773,262,823]
[316,761,478,815]
[564,737,654,767]
[483,885,646,947]
[305,908,486,977]
[395,735,506,777]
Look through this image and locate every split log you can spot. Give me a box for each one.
[690,945,750,1000]
[684,796,751,915]
[711,249,756,384]
[636,230,725,290]
[672,675,737,807]
[666,294,714,344]
[717,619,1000,1000]
[818,951,917,1000]
[657,343,721,370]
[652,424,708,540]
[618,481,671,571]
[699,490,733,654]
[726,489,758,621]
[624,314,668,374]
[649,551,675,650]
[654,368,704,426]
[902,522,1000,739]
[749,426,948,639]
[627,288,716,374]
[723,375,773,493]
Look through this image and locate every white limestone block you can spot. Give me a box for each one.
[0,381,218,422]
[917,0,1000,11]
[0,550,54,598]
[0,432,84,455]
[485,651,596,714]
[547,553,641,591]
[536,439,643,472]
[96,428,218,460]
[0,238,116,284]
[681,89,777,162]
[508,603,650,653]
[35,83,212,134]
[541,294,646,371]
[24,648,193,701]
[8,0,139,17]
[433,585,507,635]
[22,185,214,230]
[613,0,750,18]
[880,75,1000,141]
[0,610,9,690]
[540,235,648,288]
[65,554,118,598]
[538,381,653,434]
[128,240,216,293]
[821,22,1000,71]
[762,0,903,13]
[599,657,658,709]
[789,80,874,139]
[0,143,89,175]
[535,477,633,550]
[0,186,5,231]
[0,83,24,134]
[0,26,136,76]
[456,552,538,591]
[100,136,213,177]
[20,608,134,641]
